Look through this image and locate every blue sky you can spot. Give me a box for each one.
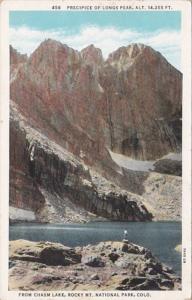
[10,11,181,32]
[9,11,181,69]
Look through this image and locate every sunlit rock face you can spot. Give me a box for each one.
[102,43,182,160]
[10,41,182,163]
[9,41,182,222]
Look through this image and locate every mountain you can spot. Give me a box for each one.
[10,45,28,82]
[102,43,182,159]
[9,41,182,222]
[10,45,27,69]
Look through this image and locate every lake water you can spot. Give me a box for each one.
[10,221,181,275]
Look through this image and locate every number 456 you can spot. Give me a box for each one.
[52,6,61,10]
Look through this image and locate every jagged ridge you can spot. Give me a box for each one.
[9,40,182,222]
[10,40,182,161]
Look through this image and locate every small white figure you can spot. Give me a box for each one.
[123,230,128,240]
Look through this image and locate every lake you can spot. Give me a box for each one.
[9,221,181,275]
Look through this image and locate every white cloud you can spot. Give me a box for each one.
[10,25,181,70]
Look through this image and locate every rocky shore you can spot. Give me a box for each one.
[9,239,181,291]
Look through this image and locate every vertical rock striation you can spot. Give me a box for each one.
[9,41,182,221]
[10,41,182,164]
[10,101,152,222]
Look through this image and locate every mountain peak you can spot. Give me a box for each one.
[10,39,182,163]
[28,39,80,70]
[126,43,147,57]
[34,39,69,53]
[107,43,148,61]
[107,43,162,71]
[81,44,103,65]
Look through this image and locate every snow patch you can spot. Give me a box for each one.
[109,150,155,172]
[9,206,36,221]
[109,150,182,172]
[161,152,182,161]
[98,83,104,93]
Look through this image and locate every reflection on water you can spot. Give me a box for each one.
[10,221,181,275]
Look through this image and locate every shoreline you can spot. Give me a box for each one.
[9,219,182,226]
[9,221,182,277]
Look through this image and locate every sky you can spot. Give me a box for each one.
[9,11,181,70]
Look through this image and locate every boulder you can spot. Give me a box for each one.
[81,255,105,267]
[108,252,120,262]
[9,240,81,266]
[39,246,81,266]
[154,159,182,176]
[90,274,100,281]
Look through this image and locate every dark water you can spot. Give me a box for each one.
[10,221,181,275]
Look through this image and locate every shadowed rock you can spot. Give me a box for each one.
[82,255,105,267]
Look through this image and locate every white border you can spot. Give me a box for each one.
[0,1,191,300]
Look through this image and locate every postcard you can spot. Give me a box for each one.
[0,1,191,300]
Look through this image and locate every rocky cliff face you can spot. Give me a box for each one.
[10,101,152,222]
[10,40,182,164]
[10,45,27,68]
[10,45,28,82]
[9,41,182,222]
[102,44,182,159]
